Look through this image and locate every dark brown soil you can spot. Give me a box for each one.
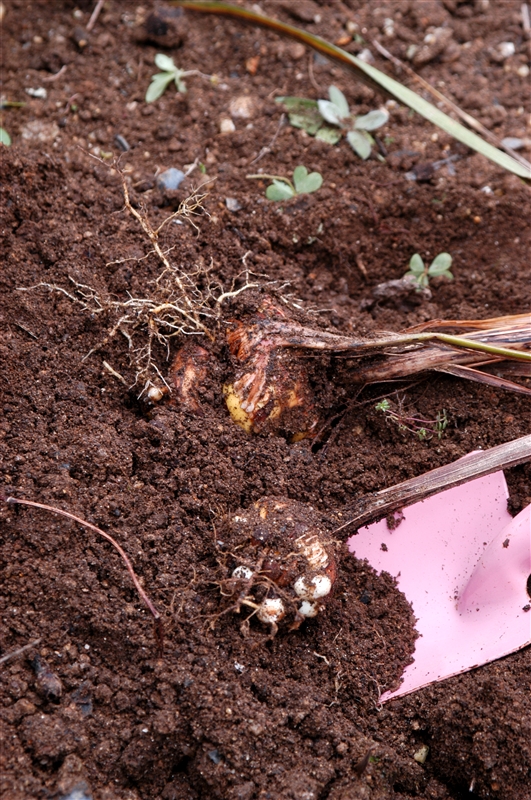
[1,2,530,799]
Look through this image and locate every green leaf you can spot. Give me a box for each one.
[409,253,425,274]
[428,252,453,275]
[154,53,177,73]
[293,165,323,193]
[174,71,188,93]
[288,109,323,135]
[266,180,295,201]
[0,127,11,146]
[276,96,318,110]
[438,270,454,281]
[172,3,531,180]
[418,274,430,288]
[354,108,389,131]
[317,99,343,126]
[346,129,371,159]
[146,72,175,103]
[328,85,350,118]
[315,126,342,144]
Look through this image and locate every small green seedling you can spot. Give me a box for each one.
[0,127,11,146]
[247,165,323,201]
[318,86,389,158]
[404,252,453,288]
[277,85,389,159]
[375,398,448,441]
[146,54,189,102]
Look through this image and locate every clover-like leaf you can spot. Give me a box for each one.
[346,129,372,159]
[293,165,323,194]
[146,72,175,103]
[328,85,350,118]
[0,127,11,146]
[154,53,177,73]
[354,108,389,131]
[409,253,425,275]
[438,270,454,281]
[428,252,453,276]
[266,180,295,201]
[288,109,323,135]
[315,126,342,144]
[317,99,343,126]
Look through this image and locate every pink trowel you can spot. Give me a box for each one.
[348,470,531,702]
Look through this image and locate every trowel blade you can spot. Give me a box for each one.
[348,470,531,702]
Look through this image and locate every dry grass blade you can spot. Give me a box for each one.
[349,316,531,393]
[336,434,531,533]
[371,38,531,172]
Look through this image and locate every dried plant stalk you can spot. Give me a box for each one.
[225,302,531,437]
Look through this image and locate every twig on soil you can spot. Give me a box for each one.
[86,0,105,32]
[249,112,286,164]
[335,434,531,533]
[1,495,164,652]
[523,3,531,57]
[0,639,42,667]
[41,65,68,82]
[308,53,322,93]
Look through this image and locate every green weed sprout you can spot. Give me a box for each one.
[0,128,11,146]
[318,85,389,158]
[247,165,323,201]
[277,85,389,159]
[404,252,453,288]
[375,398,448,441]
[146,54,190,102]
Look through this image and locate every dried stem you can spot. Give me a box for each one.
[86,0,104,32]
[0,639,42,667]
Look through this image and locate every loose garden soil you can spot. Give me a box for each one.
[1,2,530,799]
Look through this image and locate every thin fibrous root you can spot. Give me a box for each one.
[1,494,164,653]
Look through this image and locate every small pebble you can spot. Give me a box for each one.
[501,137,526,150]
[229,95,255,119]
[413,745,429,764]
[156,167,185,191]
[220,117,236,134]
[208,749,222,764]
[60,783,93,800]
[25,87,47,99]
[21,120,59,143]
[497,41,515,59]
[225,197,242,212]
[358,48,374,63]
[114,134,130,152]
